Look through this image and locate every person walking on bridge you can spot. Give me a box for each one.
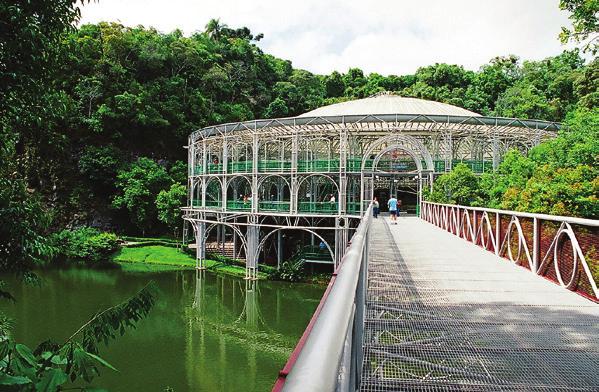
[373,197,380,218]
[388,195,398,225]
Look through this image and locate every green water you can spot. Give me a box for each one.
[0,268,325,391]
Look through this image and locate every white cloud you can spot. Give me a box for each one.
[79,0,574,75]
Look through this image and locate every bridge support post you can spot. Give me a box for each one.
[193,221,206,270]
[246,217,259,280]
[334,217,348,270]
[277,230,283,269]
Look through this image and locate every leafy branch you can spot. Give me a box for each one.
[0,282,158,391]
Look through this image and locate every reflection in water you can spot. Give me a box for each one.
[1,268,324,391]
[241,279,261,330]
[186,272,265,389]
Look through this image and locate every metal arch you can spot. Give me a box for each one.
[257,174,291,190]
[204,176,224,189]
[296,173,341,193]
[203,221,248,257]
[255,227,335,265]
[224,174,253,191]
[371,145,425,173]
[360,133,435,172]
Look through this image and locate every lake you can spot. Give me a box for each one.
[0,267,325,391]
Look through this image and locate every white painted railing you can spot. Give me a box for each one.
[421,201,599,301]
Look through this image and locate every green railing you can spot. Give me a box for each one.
[228,161,253,173]
[348,158,373,171]
[207,163,223,173]
[226,200,251,211]
[300,245,333,263]
[195,159,494,175]
[347,202,361,214]
[192,199,372,215]
[258,160,292,172]
[258,201,290,212]
[298,201,338,213]
[205,199,221,208]
[298,159,340,172]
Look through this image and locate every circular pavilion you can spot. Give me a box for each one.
[183,93,559,278]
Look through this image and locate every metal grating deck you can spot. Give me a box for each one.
[360,217,599,391]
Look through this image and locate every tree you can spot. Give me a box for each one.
[427,164,486,206]
[494,81,554,120]
[78,145,124,192]
[0,0,89,294]
[156,183,187,238]
[264,97,289,118]
[112,158,171,234]
[481,149,537,210]
[168,160,188,185]
[559,0,599,54]
[325,71,345,97]
[205,18,226,41]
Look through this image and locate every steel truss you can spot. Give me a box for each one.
[184,112,558,278]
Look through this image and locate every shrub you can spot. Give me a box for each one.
[269,260,306,282]
[52,227,120,264]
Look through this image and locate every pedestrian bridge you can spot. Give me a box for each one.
[274,202,599,391]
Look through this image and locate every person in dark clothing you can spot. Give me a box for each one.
[373,197,380,218]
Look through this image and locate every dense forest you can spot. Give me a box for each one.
[0,0,597,389]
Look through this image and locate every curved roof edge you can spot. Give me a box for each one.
[190,113,561,141]
[299,95,481,118]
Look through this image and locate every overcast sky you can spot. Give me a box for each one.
[79,0,574,75]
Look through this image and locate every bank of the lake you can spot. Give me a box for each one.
[1,268,325,391]
[112,245,269,279]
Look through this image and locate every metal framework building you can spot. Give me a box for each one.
[183,93,559,278]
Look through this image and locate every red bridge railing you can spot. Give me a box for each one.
[421,201,599,302]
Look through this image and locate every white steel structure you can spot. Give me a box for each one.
[183,93,559,278]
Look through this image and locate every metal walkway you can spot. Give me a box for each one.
[361,217,599,391]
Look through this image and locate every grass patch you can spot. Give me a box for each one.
[112,245,267,279]
[113,245,196,266]
[121,236,178,243]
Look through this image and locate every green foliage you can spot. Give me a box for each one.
[559,0,599,54]
[156,183,187,235]
[427,164,486,207]
[428,109,598,219]
[530,107,599,168]
[495,81,554,120]
[78,145,124,191]
[0,282,157,391]
[269,260,306,283]
[0,178,55,275]
[168,160,187,185]
[51,227,120,265]
[112,157,172,234]
[515,164,598,217]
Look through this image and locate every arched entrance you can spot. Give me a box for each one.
[360,134,434,215]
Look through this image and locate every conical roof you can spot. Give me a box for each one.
[299,93,480,117]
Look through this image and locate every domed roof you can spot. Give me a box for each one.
[299,93,480,118]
